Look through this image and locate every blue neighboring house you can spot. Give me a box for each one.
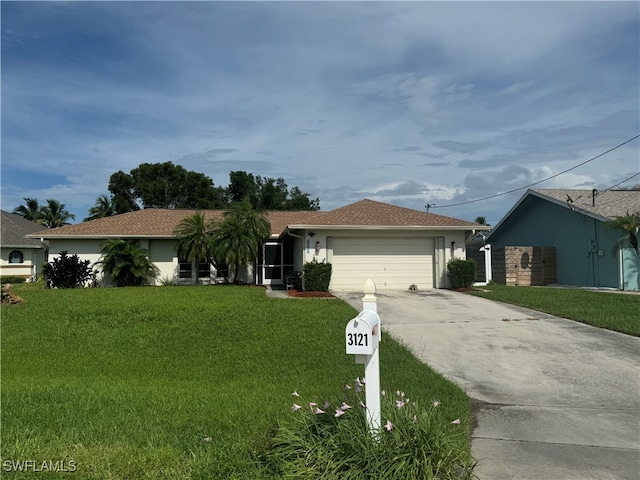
[486,188,640,291]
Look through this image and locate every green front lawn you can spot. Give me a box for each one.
[470,284,640,336]
[1,286,472,479]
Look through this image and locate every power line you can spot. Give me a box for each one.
[602,171,640,192]
[431,134,640,209]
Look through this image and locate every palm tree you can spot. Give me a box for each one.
[97,239,159,286]
[40,199,75,228]
[474,216,490,227]
[605,211,640,256]
[173,212,218,283]
[211,198,271,283]
[12,197,44,223]
[84,195,115,221]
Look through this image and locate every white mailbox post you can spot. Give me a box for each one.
[345,279,381,433]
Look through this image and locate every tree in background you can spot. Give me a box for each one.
[97,239,159,287]
[474,216,490,227]
[12,197,44,223]
[211,198,271,283]
[40,199,75,228]
[108,162,226,212]
[108,170,140,214]
[84,194,116,221]
[108,164,320,214]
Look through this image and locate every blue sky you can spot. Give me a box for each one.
[2,1,639,226]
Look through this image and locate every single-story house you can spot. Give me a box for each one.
[485,188,640,291]
[1,210,48,280]
[29,199,484,291]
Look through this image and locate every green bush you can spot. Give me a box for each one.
[303,259,332,291]
[0,276,27,285]
[264,380,476,479]
[43,250,95,288]
[447,258,476,289]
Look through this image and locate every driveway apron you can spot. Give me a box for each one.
[335,289,640,480]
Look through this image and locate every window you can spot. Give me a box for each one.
[9,250,24,264]
[197,261,211,279]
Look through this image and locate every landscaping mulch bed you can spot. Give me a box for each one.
[287,289,335,298]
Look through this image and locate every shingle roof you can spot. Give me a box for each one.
[29,199,483,239]
[531,189,640,220]
[1,210,47,248]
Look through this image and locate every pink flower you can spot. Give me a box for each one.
[413,415,417,423]
[359,401,366,408]
[323,401,331,409]
[341,402,352,410]
[203,436,212,442]
[291,391,300,397]
[334,409,345,417]
[309,402,317,409]
[355,377,363,387]
[344,383,352,390]
[381,390,386,396]
[384,420,393,431]
[291,404,302,412]
[451,419,461,425]
[315,408,326,414]
[433,401,440,408]
[395,400,405,409]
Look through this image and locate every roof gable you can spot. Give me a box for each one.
[30,199,483,239]
[487,188,640,241]
[1,210,47,248]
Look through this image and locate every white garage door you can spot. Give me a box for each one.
[331,237,434,291]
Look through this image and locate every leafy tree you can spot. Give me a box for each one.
[605,211,640,256]
[97,239,159,286]
[43,250,94,288]
[227,170,259,206]
[286,186,320,211]
[40,199,75,228]
[12,197,44,223]
[84,194,116,221]
[108,162,225,212]
[227,171,319,211]
[108,170,140,214]
[173,212,221,283]
[211,198,271,283]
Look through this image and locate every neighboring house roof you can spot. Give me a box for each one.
[29,199,483,240]
[487,188,640,241]
[1,210,48,248]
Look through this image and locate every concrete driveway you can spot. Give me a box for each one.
[335,289,640,480]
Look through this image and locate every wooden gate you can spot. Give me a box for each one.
[492,246,556,286]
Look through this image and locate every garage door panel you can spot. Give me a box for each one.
[332,238,434,290]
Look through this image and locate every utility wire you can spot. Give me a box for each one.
[601,171,640,192]
[431,134,640,209]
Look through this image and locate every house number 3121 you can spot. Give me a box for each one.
[347,332,368,346]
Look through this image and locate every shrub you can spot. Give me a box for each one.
[263,380,476,479]
[0,276,27,285]
[303,259,332,291]
[447,258,476,289]
[43,250,95,288]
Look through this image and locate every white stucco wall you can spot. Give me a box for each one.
[0,247,47,279]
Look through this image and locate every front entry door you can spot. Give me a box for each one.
[262,242,282,285]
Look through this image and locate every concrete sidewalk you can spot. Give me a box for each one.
[335,289,640,480]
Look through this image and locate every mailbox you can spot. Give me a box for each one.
[346,310,380,355]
